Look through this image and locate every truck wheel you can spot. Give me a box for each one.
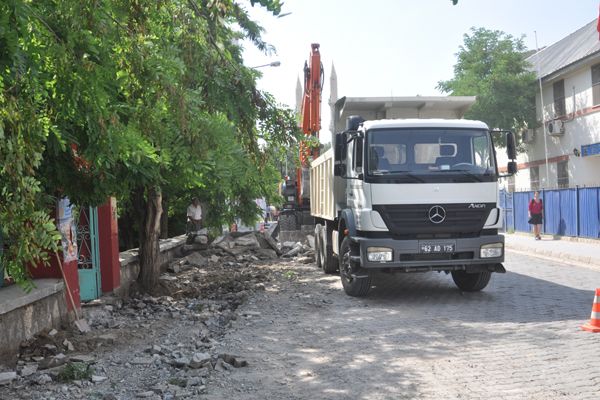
[318,227,326,270]
[314,225,323,268]
[451,270,491,292]
[322,243,338,274]
[339,236,371,297]
[279,213,296,231]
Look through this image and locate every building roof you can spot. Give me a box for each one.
[527,19,600,81]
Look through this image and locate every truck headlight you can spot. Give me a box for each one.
[367,247,392,262]
[480,243,503,258]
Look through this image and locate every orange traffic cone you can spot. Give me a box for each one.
[581,288,600,333]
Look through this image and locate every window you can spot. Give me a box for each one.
[353,137,363,172]
[365,128,497,184]
[557,160,569,188]
[414,143,441,164]
[473,135,493,169]
[530,166,540,191]
[553,79,566,117]
[592,64,600,106]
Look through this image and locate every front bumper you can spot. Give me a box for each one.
[353,234,505,271]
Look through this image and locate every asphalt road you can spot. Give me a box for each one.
[205,252,600,400]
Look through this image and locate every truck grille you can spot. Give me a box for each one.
[372,203,494,237]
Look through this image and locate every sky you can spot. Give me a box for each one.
[242,0,599,140]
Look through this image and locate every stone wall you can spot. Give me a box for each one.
[115,235,187,297]
[0,235,188,367]
[0,280,68,367]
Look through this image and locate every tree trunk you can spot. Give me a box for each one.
[137,186,163,292]
[160,195,169,239]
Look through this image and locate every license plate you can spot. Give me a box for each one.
[419,242,455,254]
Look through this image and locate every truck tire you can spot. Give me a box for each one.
[451,270,492,292]
[279,213,297,231]
[322,241,338,274]
[314,225,323,268]
[318,227,326,270]
[339,236,371,297]
[321,223,337,274]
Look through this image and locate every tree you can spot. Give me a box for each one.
[1,0,298,292]
[437,27,537,135]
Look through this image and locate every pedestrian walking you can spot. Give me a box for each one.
[528,191,544,240]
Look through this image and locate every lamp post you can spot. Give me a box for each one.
[251,61,281,69]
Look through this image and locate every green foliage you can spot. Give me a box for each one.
[1,0,298,289]
[0,0,62,290]
[437,28,537,137]
[57,362,93,382]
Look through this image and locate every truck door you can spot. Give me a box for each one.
[346,136,365,223]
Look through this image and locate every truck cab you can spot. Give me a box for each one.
[311,116,517,296]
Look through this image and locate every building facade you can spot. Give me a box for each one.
[508,19,600,191]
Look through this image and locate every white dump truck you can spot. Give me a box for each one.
[310,116,517,296]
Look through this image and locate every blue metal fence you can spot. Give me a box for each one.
[500,186,600,238]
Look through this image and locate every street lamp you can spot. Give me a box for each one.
[251,61,281,69]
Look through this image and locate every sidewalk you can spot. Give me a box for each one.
[503,232,600,268]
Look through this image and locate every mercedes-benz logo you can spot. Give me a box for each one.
[428,205,446,224]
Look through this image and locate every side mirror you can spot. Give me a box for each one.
[334,164,346,177]
[507,161,517,175]
[346,115,365,131]
[506,131,516,160]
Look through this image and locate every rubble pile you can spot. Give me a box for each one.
[2,227,316,399]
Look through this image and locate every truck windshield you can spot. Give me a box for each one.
[366,128,496,183]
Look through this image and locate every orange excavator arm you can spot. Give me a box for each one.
[296,43,323,206]
[301,43,323,140]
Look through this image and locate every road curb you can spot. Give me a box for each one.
[506,244,600,271]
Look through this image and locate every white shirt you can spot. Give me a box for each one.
[187,204,202,220]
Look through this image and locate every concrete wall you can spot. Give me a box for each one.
[0,280,68,367]
[0,235,187,366]
[115,235,187,297]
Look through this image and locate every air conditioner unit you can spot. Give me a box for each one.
[547,119,565,136]
[522,129,535,143]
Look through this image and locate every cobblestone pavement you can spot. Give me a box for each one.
[205,252,600,400]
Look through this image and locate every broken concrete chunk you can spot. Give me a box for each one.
[43,344,58,352]
[63,339,75,352]
[233,234,261,248]
[39,353,67,370]
[131,357,154,365]
[171,357,191,368]
[144,345,162,355]
[0,371,17,385]
[193,235,208,245]
[91,375,108,383]
[256,248,278,260]
[283,243,304,258]
[167,263,181,274]
[33,373,52,385]
[20,364,38,377]
[184,253,208,268]
[189,352,211,369]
